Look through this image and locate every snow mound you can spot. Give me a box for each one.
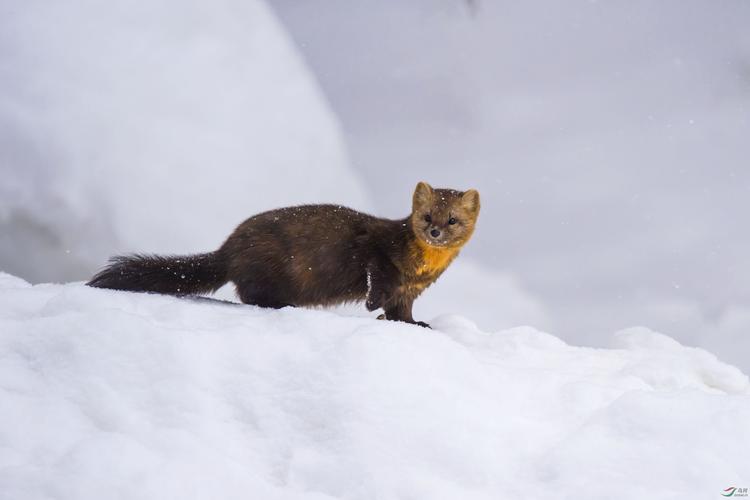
[1,273,748,500]
[0,0,368,284]
[414,259,550,333]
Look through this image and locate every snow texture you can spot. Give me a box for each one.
[1,272,748,500]
[0,0,369,284]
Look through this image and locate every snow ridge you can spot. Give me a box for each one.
[0,273,749,500]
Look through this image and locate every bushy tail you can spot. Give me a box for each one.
[87,251,228,296]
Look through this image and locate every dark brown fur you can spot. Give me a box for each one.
[87,182,480,326]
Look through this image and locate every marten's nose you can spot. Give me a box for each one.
[430,229,441,238]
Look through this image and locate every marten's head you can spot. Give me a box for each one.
[410,182,480,249]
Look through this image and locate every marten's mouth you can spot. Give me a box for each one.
[423,236,448,247]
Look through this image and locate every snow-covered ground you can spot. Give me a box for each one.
[2,272,748,500]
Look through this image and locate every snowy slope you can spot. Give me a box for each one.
[1,272,748,500]
[0,0,368,284]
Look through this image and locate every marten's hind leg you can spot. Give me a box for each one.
[235,281,293,309]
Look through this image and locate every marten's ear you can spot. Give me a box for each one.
[413,182,434,210]
[461,189,480,215]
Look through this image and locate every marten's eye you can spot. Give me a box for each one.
[448,217,457,225]
[424,214,432,223]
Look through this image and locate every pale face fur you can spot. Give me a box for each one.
[410,182,480,248]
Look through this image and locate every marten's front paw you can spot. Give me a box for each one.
[415,321,431,329]
[366,286,390,312]
[366,295,383,312]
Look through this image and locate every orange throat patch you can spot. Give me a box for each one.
[413,239,460,276]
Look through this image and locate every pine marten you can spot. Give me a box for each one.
[87,182,480,327]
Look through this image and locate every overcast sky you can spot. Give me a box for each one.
[270,0,750,363]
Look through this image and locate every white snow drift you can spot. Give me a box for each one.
[0,0,368,284]
[1,272,748,500]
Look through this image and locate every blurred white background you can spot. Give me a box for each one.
[1,0,749,368]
